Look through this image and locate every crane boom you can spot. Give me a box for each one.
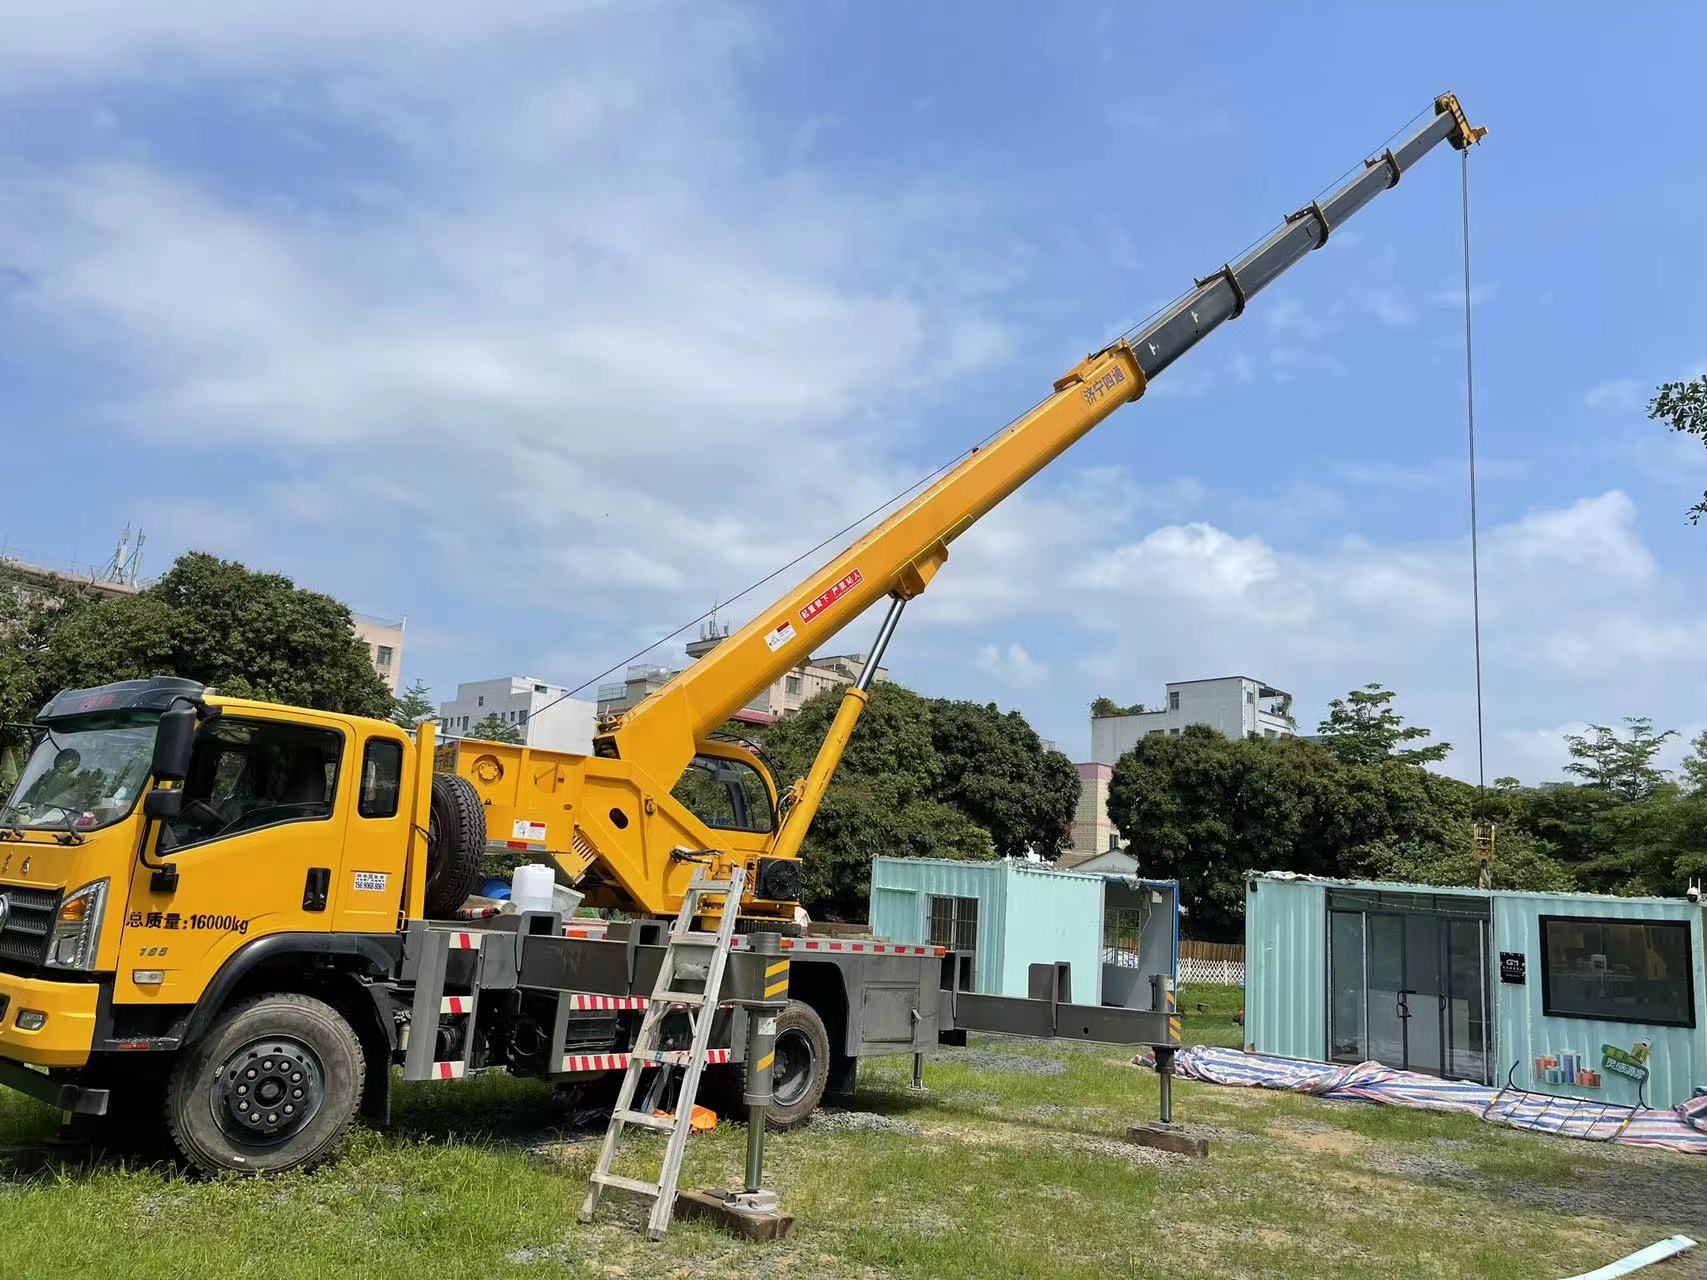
[608,94,1485,792]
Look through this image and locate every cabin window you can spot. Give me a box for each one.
[1539,915,1695,1028]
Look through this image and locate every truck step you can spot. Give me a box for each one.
[652,990,707,1007]
[668,931,721,946]
[592,1172,661,1197]
[614,1108,676,1132]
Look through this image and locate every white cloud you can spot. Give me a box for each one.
[1585,377,1645,413]
[974,642,1046,687]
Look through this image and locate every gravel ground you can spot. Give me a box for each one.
[809,1109,921,1135]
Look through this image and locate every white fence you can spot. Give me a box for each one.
[1177,955,1245,986]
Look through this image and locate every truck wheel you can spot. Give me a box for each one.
[765,1001,831,1130]
[426,773,486,919]
[165,993,365,1176]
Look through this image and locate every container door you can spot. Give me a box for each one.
[1366,913,1406,1066]
[1328,910,1366,1063]
[1401,913,1444,1076]
[1444,917,1490,1083]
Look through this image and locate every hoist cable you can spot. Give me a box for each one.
[1461,148,1487,793]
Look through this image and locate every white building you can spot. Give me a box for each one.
[1090,676,1294,765]
[353,613,406,693]
[437,677,595,754]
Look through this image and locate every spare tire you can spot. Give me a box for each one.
[426,773,485,919]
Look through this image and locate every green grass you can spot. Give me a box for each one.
[2,1016,1704,1279]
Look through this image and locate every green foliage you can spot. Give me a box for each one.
[1649,374,1707,523]
[751,682,1077,919]
[391,678,436,729]
[1677,730,1707,793]
[1105,725,1473,938]
[0,552,394,723]
[1316,682,1450,766]
[1370,826,1576,894]
[466,712,524,744]
[926,698,1078,860]
[1090,696,1147,718]
[1562,718,1675,800]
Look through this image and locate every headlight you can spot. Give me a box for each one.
[46,879,108,970]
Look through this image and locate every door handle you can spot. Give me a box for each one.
[302,866,331,912]
[1396,990,1410,1019]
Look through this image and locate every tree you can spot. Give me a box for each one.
[756,683,994,919]
[925,698,1079,860]
[466,712,523,744]
[1370,826,1576,894]
[391,678,436,729]
[0,552,394,723]
[1091,696,1148,718]
[1316,683,1450,766]
[1649,375,1707,523]
[1681,730,1707,794]
[1562,718,1675,801]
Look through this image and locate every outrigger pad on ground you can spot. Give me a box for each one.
[677,1188,797,1241]
[1127,1122,1209,1158]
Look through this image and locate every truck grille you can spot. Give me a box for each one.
[0,884,60,967]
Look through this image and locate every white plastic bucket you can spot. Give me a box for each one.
[511,863,556,914]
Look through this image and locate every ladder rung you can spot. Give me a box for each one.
[652,990,706,1007]
[686,880,736,896]
[669,931,720,946]
[613,1108,676,1132]
[630,1048,692,1067]
[591,1172,662,1197]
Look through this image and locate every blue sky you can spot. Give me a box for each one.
[2,3,1704,783]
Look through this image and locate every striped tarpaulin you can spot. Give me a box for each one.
[1171,1047,1707,1157]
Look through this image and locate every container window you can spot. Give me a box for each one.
[1539,915,1695,1028]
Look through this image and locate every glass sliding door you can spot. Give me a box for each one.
[1328,911,1366,1063]
[1366,913,1407,1066]
[1444,917,1489,1083]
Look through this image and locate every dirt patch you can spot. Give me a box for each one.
[1265,1123,1367,1156]
[1505,1163,1707,1237]
[1361,1150,1480,1185]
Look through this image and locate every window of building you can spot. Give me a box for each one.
[1169,728,1181,736]
[1540,915,1695,1027]
[476,696,484,707]
[1246,688,1255,704]
[1264,729,1278,739]
[358,739,403,818]
[785,675,802,695]
[164,719,342,851]
[1147,729,1165,737]
[376,645,393,669]
[534,684,547,694]
[461,716,468,730]
[1168,691,1181,711]
[518,710,528,724]
[927,895,979,953]
[670,754,775,833]
[1103,907,1143,969]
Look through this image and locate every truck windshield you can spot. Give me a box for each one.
[0,715,158,834]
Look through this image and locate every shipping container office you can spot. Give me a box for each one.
[1245,872,1705,1109]
[868,857,1179,1010]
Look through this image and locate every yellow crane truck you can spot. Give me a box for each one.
[0,96,1483,1175]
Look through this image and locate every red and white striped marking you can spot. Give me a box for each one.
[736,937,943,957]
[445,932,482,950]
[440,995,473,1015]
[568,993,650,1011]
[563,925,610,940]
[431,1061,466,1080]
[559,1048,730,1074]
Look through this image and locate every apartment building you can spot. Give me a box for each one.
[437,676,596,754]
[1091,676,1294,765]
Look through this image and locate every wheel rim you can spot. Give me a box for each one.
[772,1027,816,1109]
[211,1036,326,1148]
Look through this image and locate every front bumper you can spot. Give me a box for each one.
[0,969,101,1067]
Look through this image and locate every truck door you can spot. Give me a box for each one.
[113,711,352,1009]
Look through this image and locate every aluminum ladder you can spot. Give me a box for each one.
[579,863,747,1241]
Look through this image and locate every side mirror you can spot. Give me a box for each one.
[144,789,184,821]
[152,705,197,784]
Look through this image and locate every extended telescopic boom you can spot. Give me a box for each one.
[609,94,1485,804]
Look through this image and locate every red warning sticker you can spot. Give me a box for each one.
[800,568,863,625]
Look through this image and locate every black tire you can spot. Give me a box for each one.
[165,993,364,1175]
[764,1001,831,1130]
[426,772,486,919]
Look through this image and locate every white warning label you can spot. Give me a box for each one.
[764,621,796,652]
[512,819,548,842]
